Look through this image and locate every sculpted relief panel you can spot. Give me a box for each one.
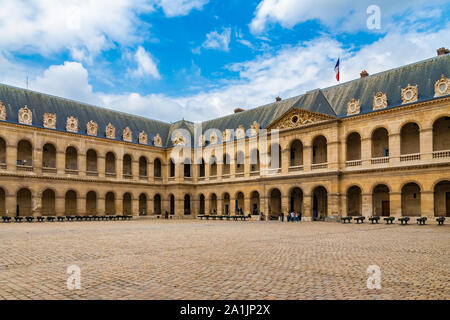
[43,113,56,129]
[269,109,335,130]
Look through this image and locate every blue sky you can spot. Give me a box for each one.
[0,0,449,122]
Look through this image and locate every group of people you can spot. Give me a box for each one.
[280,212,302,222]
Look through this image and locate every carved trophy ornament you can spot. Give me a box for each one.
[66,116,78,133]
[86,121,98,136]
[123,127,132,142]
[43,113,56,129]
[373,92,387,110]
[401,84,418,104]
[0,101,6,121]
[434,74,450,97]
[172,132,186,146]
[248,121,260,136]
[139,130,148,144]
[347,99,361,116]
[153,133,162,147]
[105,123,116,139]
[235,125,246,139]
[18,106,32,125]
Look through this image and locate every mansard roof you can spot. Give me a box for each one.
[0,53,448,148]
[0,83,171,146]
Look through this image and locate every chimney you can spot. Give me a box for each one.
[234,107,245,114]
[360,70,369,78]
[437,47,449,56]
[275,96,282,102]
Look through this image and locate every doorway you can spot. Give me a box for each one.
[382,201,390,216]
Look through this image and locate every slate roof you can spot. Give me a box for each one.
[0,53,449,148]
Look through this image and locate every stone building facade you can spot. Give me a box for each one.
[0,53,449,220]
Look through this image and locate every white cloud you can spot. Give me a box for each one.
[33,61,99,104]
[202,28,232,52]
[0,0,208,61]
[1,25,449,123]
[131,46,161,79]
[157,0,209,17]
[250,0,447,33]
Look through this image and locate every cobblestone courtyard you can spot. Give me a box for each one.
[0,220,448,300]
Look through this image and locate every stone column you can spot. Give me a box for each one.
[116,196,123,215]
[361,137,371,167]
[5,193,16,217]
[302,194,312,221]
[420,127,433,161]
[244,196,251,216]
[421,191,434,218]
[132,198,139,216]
[205,196,211,215]
[148,161,154,183]
[217,197,223,215]
[34,146,42,175]
[328,193,340,216]
[327,141,339,171]
[281,195,289,215]
[261,195,269,220]
[132,160,139,181]
[303,145,312,171]
[97,196,106,216]
[32,191,41,217]
[341,194,348,217]
[77,195,85,216]
[390,192,402,217]
[281,147,289,174]
[116,157,123,180]
[55,195,65,216]
[78,153,86,177]
[362,193,373,217]
[56,150,65,175]
[6,143,17,173]
[389,133,400,165]
[98,155,105,178]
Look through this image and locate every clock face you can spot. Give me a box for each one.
[405,90,413,100]
[349,103,356,112]
[439,82,447,93]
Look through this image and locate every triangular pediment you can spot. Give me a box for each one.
[267,108,337,130]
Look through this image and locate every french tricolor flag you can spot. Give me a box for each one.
[334,58,340,82]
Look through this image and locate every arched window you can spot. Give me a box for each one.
[347,186,362,216]
[170,158,175,177]
[236,151,244,174]
[65,147,78,171]
[184,194,191,215]
[290,140,303,167]
[105,192,116,215]
[312,136,327,164]
[250,149,260,172]
[65,190,77,215]
[154,158,162,178]
[17,140,32,167]
[86,149,98,173]
[139,156,148,177]
[17,188,32,216]
[123,154,132,177]
[139,193,147,216]
[346,133,361,161]
[433,117,450,151]
[86,191,97,215]
[223,154,231,175]
[400,123,420,155]
[154,194,162,214]
[123,193,132,215]
[42,143,56,169]
[372,128,389,158]
[105,152,116,175]
[41,189,55,216]
[0,137,6,165]
[170,194,175,214]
